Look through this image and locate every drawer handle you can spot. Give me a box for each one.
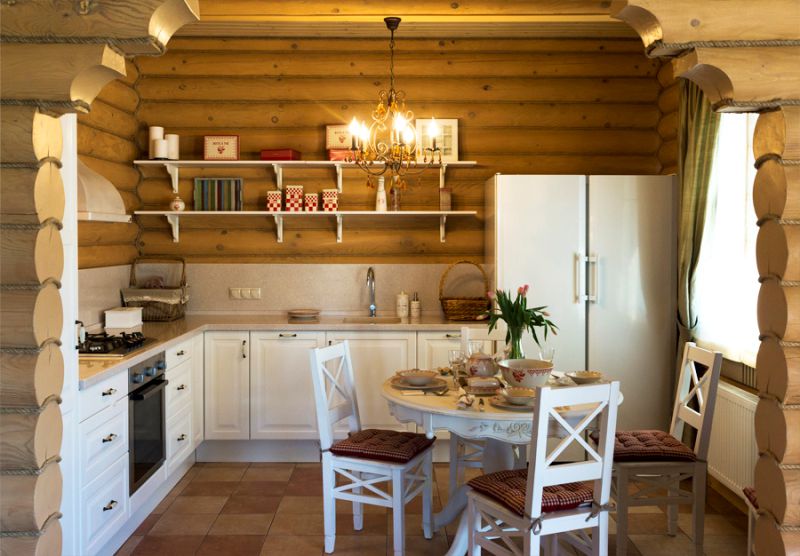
[445,333,461,338]
[279,333,297,338]
[177,434,187,442]
[176,350,185,356]
[177,384,187,391]
[242,340,247,359]
[101,388,116,397]
[102,500,118,512]
[102,433,117,444]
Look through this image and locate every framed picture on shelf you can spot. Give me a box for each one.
[326,124,352,150]
[415,118,458,162]
[203,135,239,160]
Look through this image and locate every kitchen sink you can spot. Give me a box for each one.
[342,316,403,324]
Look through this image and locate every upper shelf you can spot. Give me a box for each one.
[133,159,478,193]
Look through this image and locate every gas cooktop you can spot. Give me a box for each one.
[78,332,158,359]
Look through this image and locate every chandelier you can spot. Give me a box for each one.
[347,17,441,186]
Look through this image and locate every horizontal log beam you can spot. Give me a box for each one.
[758,279,800,342]
[755,107,800,161]
[755,454,800,526]
[0,517,61,556]
[757,220,800,281]
[0,399,62,470]
[0,224,64,285]
[758,337,800,405]
[0,164,65,224]
[755,512,800,556]
[0,461,61,531]
[0,342,64,409]
[0,106,62,164]
[754,159,800,221]
[0,283,63,349]
[755,397,800,463]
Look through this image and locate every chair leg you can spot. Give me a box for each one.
[352,470,363,531]
[594,512,609,556]
[615,468,629,556]
[449,434,463,497]
[467,497,481,556]
[667,474,678,536]
[747,507,756,556]
[322,458,336,554]
[391,468,406,556]
[422,452,433,539]
[692,463,706,556]
[524,529,542,556]
[548,534,559,556]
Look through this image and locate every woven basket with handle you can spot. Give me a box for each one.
[121,256,189,322]
[439,260,490,321]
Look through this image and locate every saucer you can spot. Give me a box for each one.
[390,376,448,391]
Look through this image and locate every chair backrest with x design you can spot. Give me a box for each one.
[669,342,723,460]
[461,324,507,357]
[524,382,620,523]
[309,341,362,451]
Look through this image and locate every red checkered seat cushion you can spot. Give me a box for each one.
[743,486,758,510]
[612,430,696,462]
[329,429,435,463]
[467,469,594,516]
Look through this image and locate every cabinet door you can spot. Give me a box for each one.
[326,331,416,431]
[417,331,462,370]
[204,331,249,439]
[191,334,204,447]
[250,331,326,440]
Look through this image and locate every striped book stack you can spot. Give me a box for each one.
[193,178,243,211]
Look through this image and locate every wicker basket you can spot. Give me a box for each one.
[121,257,189,322]
[439,260,490,321]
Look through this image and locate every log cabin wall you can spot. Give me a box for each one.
[77,60,143,269]
[656,63,679,175]
[132,36,666,264]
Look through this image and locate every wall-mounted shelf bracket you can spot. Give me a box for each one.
[272,164,284,190]
[439,163,448,189]
[439,215,447,243]
[273,214,284,243]
[336,214,343,243]
[166,213,180,242]
[335,164,343,193]
[165,163,179,193]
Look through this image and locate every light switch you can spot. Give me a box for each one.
[241,288,252,299]
[229,288,242,299]
[250,288,262,299]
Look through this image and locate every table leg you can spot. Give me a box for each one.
[442,438,516,556]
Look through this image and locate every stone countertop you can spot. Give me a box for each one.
[79,313,486,389]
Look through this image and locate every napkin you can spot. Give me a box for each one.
[456,387,475,410]
[467,376,500,388]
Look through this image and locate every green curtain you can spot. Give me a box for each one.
[676,79,721,369]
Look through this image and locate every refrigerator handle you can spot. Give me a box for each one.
[587,255,599,303]
[574,253,584,303]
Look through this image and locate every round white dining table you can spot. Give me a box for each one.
[381,377,623,556]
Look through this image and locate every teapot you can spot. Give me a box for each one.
[467,347,497,378]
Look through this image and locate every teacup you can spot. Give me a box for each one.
[498,386,537,405]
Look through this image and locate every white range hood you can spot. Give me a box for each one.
[77,159,132,223]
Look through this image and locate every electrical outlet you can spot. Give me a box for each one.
[229,287,242,299]
[241,288,252,299]
[250,288,261,299]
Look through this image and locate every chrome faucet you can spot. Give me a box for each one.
[366,267,376,317]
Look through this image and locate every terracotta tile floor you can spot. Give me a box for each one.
[115,462,748,556]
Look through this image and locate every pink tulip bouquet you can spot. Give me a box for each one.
[486,285,557,359]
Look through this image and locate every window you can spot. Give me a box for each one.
[693,113,759,366]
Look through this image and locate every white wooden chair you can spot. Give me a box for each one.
[448,325,512,496]
[309,341,435,556]
[611,342,722,556]
[467,381,621,555]
[743,486,758,556]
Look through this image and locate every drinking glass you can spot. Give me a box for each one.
[448,349,466,386]
[538,347,556,363]
[468,340,484,356]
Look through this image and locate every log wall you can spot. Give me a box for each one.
[77,60,142,269]
[655,63,679,175]
[133,37,666,263]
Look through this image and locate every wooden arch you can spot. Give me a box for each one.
[0,2,199,553]
[611,2,800,555]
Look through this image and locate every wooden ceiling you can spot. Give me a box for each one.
[177,0,638,39]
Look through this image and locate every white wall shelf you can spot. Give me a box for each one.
[134,210,477,244]
[133,159,477,193]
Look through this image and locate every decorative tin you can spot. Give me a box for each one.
[322,189,338,212]
[304,193,319,212]
[266,190,282,212]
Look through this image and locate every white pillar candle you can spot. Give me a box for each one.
[153,138,169,160]
[165,134,180,160]
[148,126,164,159]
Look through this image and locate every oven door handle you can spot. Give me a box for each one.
[130,379,168,401]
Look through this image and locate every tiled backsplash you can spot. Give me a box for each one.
[78,263,490,325]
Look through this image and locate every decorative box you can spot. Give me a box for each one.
[285,184,304,199]
[322,189,338,212]
[105,307,143,328]
[326,125,352,150]
[204,135,239,160]
[260,149,301,161]
[304,193,319,212]
[266,190,282,212]
[285,195,303,212]
[327,149,350,161]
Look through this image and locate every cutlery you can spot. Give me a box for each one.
[478,398,485,412]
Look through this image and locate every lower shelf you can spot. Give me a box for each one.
[133,210,478,244]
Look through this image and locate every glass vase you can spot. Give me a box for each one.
[507,326,525,360]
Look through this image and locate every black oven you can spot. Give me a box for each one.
[129,353,168,494]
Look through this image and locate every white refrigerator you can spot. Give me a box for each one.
[486,174,677,429]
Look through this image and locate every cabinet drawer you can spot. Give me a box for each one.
[79,398,128,481]
[79,371,127,423]
[165,359,192,420]
[166,337,194,369]
[82,453,129,555]
[166,405,193,476]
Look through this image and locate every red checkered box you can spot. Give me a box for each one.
[266,190,282,212]
[285,195,303,212]
[322,189,338,212]
[304,193,319,212]
[285,184,304,200]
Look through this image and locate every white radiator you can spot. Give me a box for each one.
[707,381,758,497]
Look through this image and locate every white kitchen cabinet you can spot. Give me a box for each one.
[417,331,462,371]
[326,331,416,431]
[250,331,326,440]
[191,333,204,447]
[204,331,250,439]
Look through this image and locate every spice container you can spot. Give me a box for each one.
[410,292,421,319]
[396,291,409,318]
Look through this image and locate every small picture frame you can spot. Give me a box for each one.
[416,118,458,162]
[204,135,239,161]
[326,125,353,150]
